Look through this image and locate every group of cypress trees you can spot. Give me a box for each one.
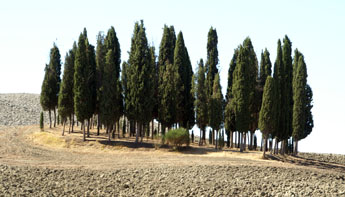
[41,21,313,155]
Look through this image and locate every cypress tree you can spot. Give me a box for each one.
[243,38,259,151]
[174,31,194,129]
[105,26,122,137]
[259,76,277,157]
[127,21,154,143]
[282,35,293,153]
[58,44,76,135]
[150,46,158,138]
[205,27,219,144]
[292,55,307,155]
[40,64,54,128]
[209,73,223,149]
[194,59,208,145]
[224,49,238,148]
[158,25,176,129]
[49,44,62,128]
[232,44,251,152]
[95,32,106,135]
[100,50,121,141]
[74,32,90,141]
[273,39,284,146]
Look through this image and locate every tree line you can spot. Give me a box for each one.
[40,20,313,156]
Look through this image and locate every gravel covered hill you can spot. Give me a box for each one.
[0,93,48,126]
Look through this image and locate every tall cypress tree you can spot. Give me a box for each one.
[174,31,194,129]
[150,46,158,138]
[127,21,154,143]
[209,73,223,149]
[100,50,121,141]
[158,25,176,128]
[40,64,54,128]
[49,44,61,127]
[259,76,277,157]
[282,35,293,151]
[58,43,76,135]
[273,39,284,145]
[232,44,252,152]
[194,59,208,145]
[205,27,219,144]
[95,32,106,135]
[292,55,307,155]
[225,48,238,148]
[74,32,90,141]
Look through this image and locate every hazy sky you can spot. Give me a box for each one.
[1,0,344,154]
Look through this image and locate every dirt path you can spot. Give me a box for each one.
[0,125,344,196]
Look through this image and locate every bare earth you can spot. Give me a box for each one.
[0,125,344,196]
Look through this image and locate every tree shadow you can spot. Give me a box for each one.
[266,154,345,172]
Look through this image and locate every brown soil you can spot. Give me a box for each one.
[0,125,344,196]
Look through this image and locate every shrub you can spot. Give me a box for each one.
[40,112,44,131]
[165,128,190,148]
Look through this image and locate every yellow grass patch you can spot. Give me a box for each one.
[30,131,67,148]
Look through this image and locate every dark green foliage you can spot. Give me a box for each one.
[40,112,44,131]
[273,39,284,140]
[174,32,194,129]
[150,46,159,120]
[58,43,76,123]
[259,76,277,137]
[209,73,223,131]
[282,35,293,140]
[158,25,176,124]
[126,21,154,140]
[49,44,62,109]
[300,84,314,140]
[159,63,179,128]
[194,60,208,138]
[100,50,121,128]
[40,64,54,111]
[205,27,219,126]
[74,32,90,122]
[292,55,307,140]
[232,40,256,134]
[122,61,129,116]
[165,128,190,148]
[259,48,272,86]
[85,36,97,119]
[40,44,62,118]
[95,32,106,116]
[225,49,238,101]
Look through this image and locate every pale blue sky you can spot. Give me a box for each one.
[1,0,344,154]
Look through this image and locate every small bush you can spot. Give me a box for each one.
[40,112,44,131]
[165,128,190,148]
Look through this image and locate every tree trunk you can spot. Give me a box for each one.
[260,137,263,151]
[53,108,56,127]
[87,119,90,138]
[237,132,241,149]
[62,120,66,136]
[226,131,230,148]
[243,132,247,151]
[123,117,126,138]
[199,128,202,146]
[151,119,154,140]
[215,130,218,150]
[117,120,120,139]
[108,126,111,141]
[97,115,100,136]
[293,140,298,156]
[68,115,72,134]
[274,139,278,154]
[212,128,215,145]
[202,128,206,145]
[230,131,233,148]
[112,122,116,139]
[71,114,74,133]
[135,122,139,143]
[234,132,237,148]
[239,133,243,152]
[263,136,267,158]
[82,121,86,141]
[250,131,254,150]
[48,109,52,129]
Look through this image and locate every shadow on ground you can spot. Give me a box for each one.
[266,154,345,172]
